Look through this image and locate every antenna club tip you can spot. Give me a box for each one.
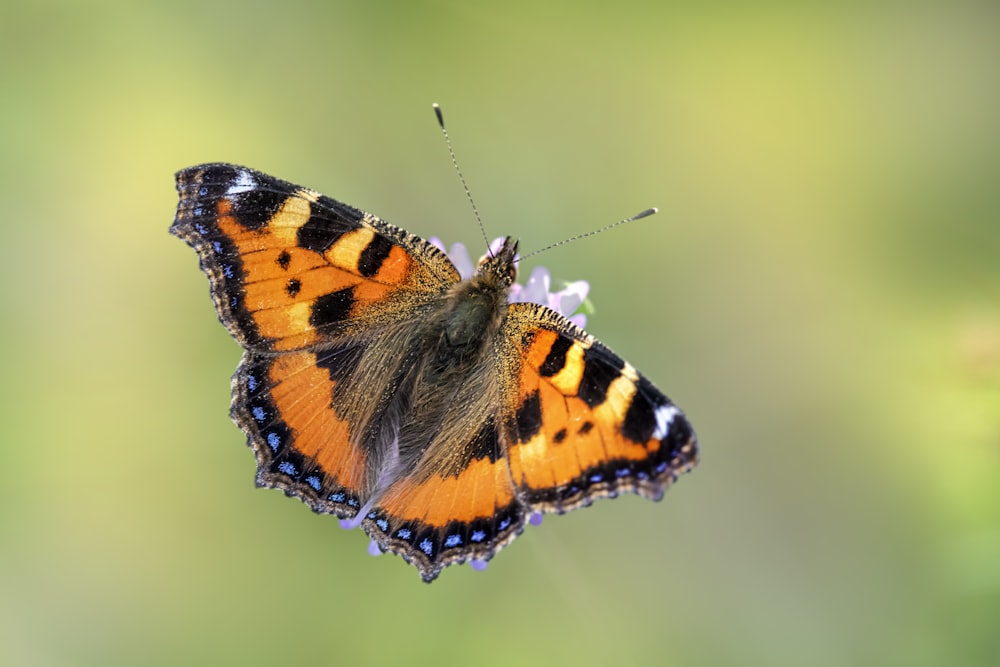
[433,103,445,128]
[650,207,659,215]
[629,207,658,222]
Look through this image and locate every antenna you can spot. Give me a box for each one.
[433,103,491,252]
[517,207,659,262]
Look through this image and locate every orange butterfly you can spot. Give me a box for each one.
[171,162,698,581]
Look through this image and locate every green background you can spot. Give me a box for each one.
[2,2,998,665]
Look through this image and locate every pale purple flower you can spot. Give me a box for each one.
[368,539,383,557]
[509,266,590,328]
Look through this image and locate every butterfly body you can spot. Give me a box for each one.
[172,163,698,581]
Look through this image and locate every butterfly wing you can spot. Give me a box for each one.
[233,348,369,517]
[172,163,460,520]
[501,303,699,512]
[171,163,458,352]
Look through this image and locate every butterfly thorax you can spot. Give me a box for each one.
[438,237,518,354]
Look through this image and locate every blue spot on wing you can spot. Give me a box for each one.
[277,461,298,476]
[266,432,281,451]
[419,539,434,556]
[252,406,266,422]
[471,530,486,543]
[397,528,412,540]
[444,534,462,548]
[329,491,346,502]
[305,476,321,491]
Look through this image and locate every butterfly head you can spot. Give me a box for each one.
[475,236,519,288]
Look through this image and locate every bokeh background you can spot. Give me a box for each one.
[1,2,998,665]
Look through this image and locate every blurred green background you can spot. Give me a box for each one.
[1,1,998,665]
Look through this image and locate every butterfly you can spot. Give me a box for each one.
[171,162,698,582]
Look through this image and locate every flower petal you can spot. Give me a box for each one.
[557,280,589,316]
[447,242,475,280]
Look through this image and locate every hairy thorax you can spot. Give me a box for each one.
[382,247,512,476]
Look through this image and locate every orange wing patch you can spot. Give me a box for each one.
[376,457,517,526]
[231,348,371,519]
[361,441,525,582]
[264,351,367,492]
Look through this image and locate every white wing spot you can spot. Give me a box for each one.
[652,404,681,440]
[226,170,256,195]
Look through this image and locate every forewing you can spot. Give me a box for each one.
[501,303,699,512]
[171,163,458,352]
